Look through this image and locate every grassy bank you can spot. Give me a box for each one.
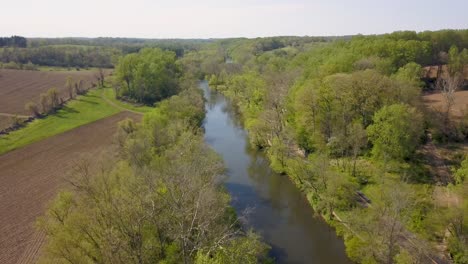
[101,88,154,113]
[0,89,120,154]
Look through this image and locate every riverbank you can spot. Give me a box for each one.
[201,81,351,263]
[207,80,452,264]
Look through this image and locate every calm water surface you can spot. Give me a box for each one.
[201,81,351,264]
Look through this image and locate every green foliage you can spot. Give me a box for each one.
[183,30,468,264]
[367,104,423,161]
[345,236,378,264]
[38,87,269,264]
[454,156,468,184]
[195,232,271,264]
[115,48,180,104]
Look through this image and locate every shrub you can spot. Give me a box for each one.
[10,115,23,128]
[23,61,38,71]
[25,101,40,117]
[47,88,59,109]
[3,61,21,70]
[39,93,50,114]
[65,76,74,99]
[74,80,85,95]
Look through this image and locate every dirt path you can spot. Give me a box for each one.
[0,111,141,264]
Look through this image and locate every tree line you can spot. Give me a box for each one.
[0,45,119,68]
[0,36,27,47]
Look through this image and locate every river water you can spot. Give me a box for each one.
[201,81,351,264]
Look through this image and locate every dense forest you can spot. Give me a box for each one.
[35,29,468,264]
[182,29,468,263]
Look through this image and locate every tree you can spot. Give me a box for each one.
[346,182,434,264]
[367,104,423,161]
[65,76,74,99]
[454,155,468,184]
[436,71,463,125]
[115,48,180,104]
[448,45,464,76]
[25,101,40,117]
[39,93,50,114]
[47,88,60,109]
[348,122,367,177]
[74,79,85,95]
[38,86,269,264]
[95,68,105,87]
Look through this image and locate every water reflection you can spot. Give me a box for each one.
[201,81,351,264]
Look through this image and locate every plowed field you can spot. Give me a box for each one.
[0,111,140,264]
[0,69,99,116]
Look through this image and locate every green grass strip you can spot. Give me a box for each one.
[0,89,120,155]
[101,88,154,113]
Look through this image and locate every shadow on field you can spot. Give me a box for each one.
[77,98,98,105]
[56,106,79,117]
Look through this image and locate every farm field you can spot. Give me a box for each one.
[0,89,120,155]
[0,111,141,264]
[423,90,468,117]
[0,69,99,116]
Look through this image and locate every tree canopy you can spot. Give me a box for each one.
[115,48,180,105]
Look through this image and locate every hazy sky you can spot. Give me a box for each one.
[2,0,467,38]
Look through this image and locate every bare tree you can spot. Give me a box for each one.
[95,68,105,87]
[437,72,463,124]
[47,88,59,109]
[39,93,50,114]
[25,101,40,117]
[65,76,74,99]
[74,79,85,95]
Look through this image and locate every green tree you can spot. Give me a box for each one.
[115,48,180,104]
[454,156,468,184]
[367,104,423,161]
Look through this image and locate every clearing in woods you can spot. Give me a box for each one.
[423,90,468,118]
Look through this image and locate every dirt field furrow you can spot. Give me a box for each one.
[0,111,140,264]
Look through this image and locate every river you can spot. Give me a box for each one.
[201,81,351,264]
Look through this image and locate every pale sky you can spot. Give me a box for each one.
[1,0,467,38]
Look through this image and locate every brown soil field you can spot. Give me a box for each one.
[0,111,140,264]
[423,90,468,117]
[0,69,101,116]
